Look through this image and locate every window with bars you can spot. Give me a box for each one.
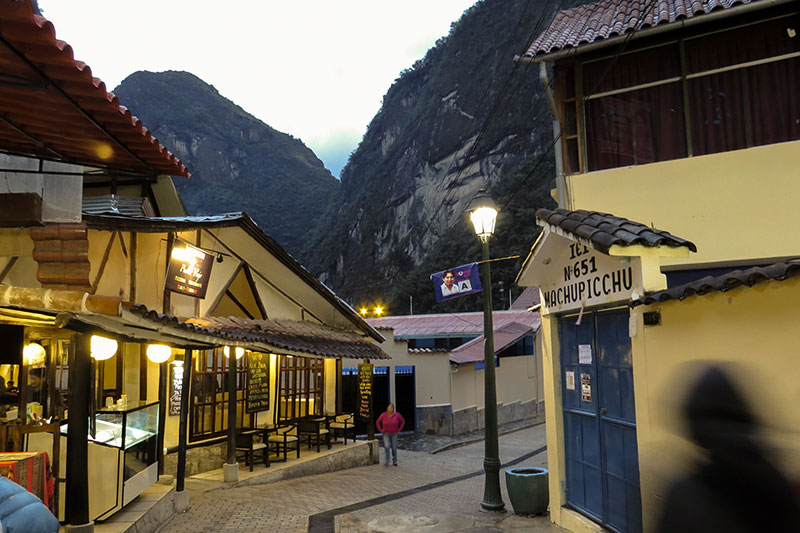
[278,356,324,422]
[189,348,251,442]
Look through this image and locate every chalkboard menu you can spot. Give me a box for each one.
[169,363,184,416]
[358,363,373,420]
[246,352,270,413]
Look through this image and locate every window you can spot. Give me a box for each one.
[189,348,251,442]
[278,356,324,422]
[569,14,800,173]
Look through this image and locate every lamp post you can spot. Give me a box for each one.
[466,188,504,512]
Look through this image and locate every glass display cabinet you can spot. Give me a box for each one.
[54,401,160,521]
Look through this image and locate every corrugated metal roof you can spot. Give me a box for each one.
[368,310,539,337]
[631,262,800,306]
[0,1,189,177]
[525,0,760,59]
[509,286,541,310]
[82,195,155,217]
[537,208,696,253]
[450,321,537,365]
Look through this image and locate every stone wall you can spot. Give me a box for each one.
[422,400,541,436]
[163,441,227,477]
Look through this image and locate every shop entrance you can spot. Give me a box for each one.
[559,309,642,533]
[342,366,390,435]
[393,366,416,432]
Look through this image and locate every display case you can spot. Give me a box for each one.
[54,401,160,521]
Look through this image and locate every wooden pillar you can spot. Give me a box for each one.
[176,349,193,492]
[66,333,92,527]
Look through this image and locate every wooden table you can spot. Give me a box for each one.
[0,451,54,511]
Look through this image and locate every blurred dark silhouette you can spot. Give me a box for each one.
[656,366,800,532]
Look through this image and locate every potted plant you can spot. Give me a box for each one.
[504,467,549,515]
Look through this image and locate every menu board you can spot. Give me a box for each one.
[169,363,184,416]
[246,352,270,413]
[358,363,373,420]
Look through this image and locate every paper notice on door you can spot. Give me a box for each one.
[578,344,592,364]
[566,371,575,390]
[581,373,592,402]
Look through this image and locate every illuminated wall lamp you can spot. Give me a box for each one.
[23,342,46,365]
[146,344,172,364]
[90,335,118,360]
[223,346,244,359]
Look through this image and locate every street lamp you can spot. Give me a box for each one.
[466,188,504,512]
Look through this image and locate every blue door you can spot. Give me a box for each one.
[560,309,642,533]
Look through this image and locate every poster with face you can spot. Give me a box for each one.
[430,262,482,303]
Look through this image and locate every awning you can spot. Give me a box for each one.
[183,316,390,360]
[450,321,538,365]
[0,1,189,178]
[631,261,800,307]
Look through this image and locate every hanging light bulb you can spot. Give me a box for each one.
[146,344,172,364]
[90,335,118,360]
[23,343,46,365]
[223,346,244,359]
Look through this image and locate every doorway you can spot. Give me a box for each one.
[559,309,642,533]
[393,366,416,432]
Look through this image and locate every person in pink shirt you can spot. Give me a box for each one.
[376,403,405,466]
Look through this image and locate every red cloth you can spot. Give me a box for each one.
[376,412,405,434]
[0,451,54,511]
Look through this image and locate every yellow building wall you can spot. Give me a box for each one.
[450,356,540,412]
[567,140,800,268]
[634,278,800,530]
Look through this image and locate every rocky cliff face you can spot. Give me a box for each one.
[114,71,340,257]
[304,0,565,312]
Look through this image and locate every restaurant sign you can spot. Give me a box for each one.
[165,243,214,299]
[538,240,643,314]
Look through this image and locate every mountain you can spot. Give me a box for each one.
[302,0,567,314]
[113,71,340,256]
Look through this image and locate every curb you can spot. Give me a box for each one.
[430,419,546,455]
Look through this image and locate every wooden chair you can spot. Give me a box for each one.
[328,413,356,445]
[298,417,331,452]
[12,422,60,513]
[266,424,300,462]
[235,428,269,471]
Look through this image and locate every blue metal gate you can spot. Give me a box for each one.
[559,309,642,533]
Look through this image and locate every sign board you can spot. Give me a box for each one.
[246,352,270,413]
[578,344,592,364]
[165,243,215,299]
[431,262,482,302]
[536,239,643,315]
[358,363,373,420]
[169,363,184,416]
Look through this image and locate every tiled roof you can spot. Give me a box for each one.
[632,262,800,306]
[368,310,538,337]
[0,1,189,177]
[450,321,538,365]
[30,223,91,291]
[184,316,390,360]
[525,0,758,59]
[537,208,696,254]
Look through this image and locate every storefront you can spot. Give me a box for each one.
[516,208,695,533]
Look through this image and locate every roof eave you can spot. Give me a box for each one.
[517,0,793,64]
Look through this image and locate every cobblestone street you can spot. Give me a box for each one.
[159,423,561,533]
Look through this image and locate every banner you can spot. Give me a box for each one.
[431,262,482,302]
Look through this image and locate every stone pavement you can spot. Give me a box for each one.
[158,423,563,533]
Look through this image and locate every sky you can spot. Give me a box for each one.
[37,1,478,178]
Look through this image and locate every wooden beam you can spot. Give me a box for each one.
[129,232,137,302]
[205,261,244,318]
[91,231,117,294]
[163,233,174,314]
[243,265,268,319]
[0,256,18,283]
